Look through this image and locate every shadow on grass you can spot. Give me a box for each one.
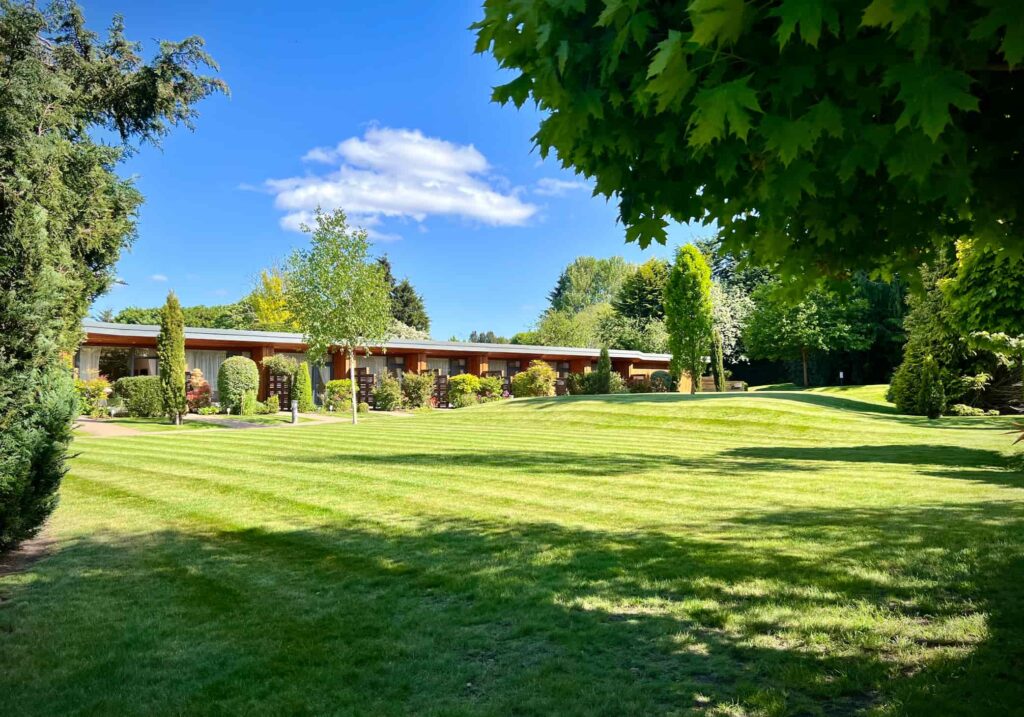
[725,445,1022,488]
[297,448,817,478]
[2,503,1023,715]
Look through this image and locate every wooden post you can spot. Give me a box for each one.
[467,354,489,376]
[251,345,273,400]
[404,352,427,374]
[569,357,589,375]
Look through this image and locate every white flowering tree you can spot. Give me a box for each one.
[286,209,392,424]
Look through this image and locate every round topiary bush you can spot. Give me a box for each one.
[510,360,556,397]
[447,374,481,408]
[218,356,259,414]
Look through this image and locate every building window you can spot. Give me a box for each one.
[387,355,405,376]
[98,347,132,382]
[555,361,570,378]
[451,358,467,375]
[507,360,522,377]
[132,349,159,376]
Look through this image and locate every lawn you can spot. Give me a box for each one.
[2,388,1023,716]
[94,414,313,432]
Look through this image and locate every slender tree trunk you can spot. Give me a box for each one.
[348,348,358,425]
[801,346,809,387]
[690,366,697,394]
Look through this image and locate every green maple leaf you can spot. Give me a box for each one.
[625,214,669,247]
[803,99,844,139]
[761,115,815,166]
[557,40,570,74]
[492,74,533,108]
[596,0,626,28]
[688,76,762,147]
[861,0,930,32]
[970,2,1024,67]
[884,62,979,140]
[688,0,746,47]
[645,30,694,112]
[770,0,839,48]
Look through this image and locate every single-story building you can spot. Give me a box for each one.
[76,320,681,400]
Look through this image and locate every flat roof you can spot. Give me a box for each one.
[81,320,672,363]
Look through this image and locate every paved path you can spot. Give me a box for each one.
[75,418,144,437]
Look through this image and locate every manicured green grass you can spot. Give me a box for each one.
[3,388,1023,715]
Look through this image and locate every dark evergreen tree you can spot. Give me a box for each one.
[594,347,612,394]
[614,258,670,321]
[0,1,223,552]
[391,278,430,332]
[710,329,726,392]
[157,292,187,424]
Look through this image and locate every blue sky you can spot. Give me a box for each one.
[84,0,713,339]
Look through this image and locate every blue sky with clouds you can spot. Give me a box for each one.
[85,0,713,339]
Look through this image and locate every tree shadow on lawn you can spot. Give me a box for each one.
[725,445,1023,488]
[297,448,818,478]
[2,503,1022,715]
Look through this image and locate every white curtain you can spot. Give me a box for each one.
[488,359,507,376]
[186,350,227,393]
[358,355,387,378]
[426,357,450,376]
[78,347,101,379]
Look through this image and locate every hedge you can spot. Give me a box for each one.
[218,356,259,413]
[113,376,163,417]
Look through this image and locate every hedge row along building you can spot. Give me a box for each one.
[76,321,679,400]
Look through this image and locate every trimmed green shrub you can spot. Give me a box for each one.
[448,374,481,407]
[401,372,434,408]
[511,360,556,397]
[710,328,726,392]
[629,377,653,393]
[478,375,504,402]
[295,362,315,413]
[240,389,259,416]
[265,394,280,413]
[218,356,259,414]
[373,374,403,411]
[197,405,220,416]
[357,401,370,414]
[114,376,163,418]
[450,391,479,408]
[918,355,946,419]
[651,370,675,392]
[261,354,300,379]
[75,376,111,417]
[324,379,353,411]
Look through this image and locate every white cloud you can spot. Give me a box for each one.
[151,274,168,282]
[534,177,589,196]
[267,127,537,234]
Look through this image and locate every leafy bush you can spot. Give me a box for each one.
[324,379,353,411]
[240,389,259,416]
[593,347,612,394]
[478,375,504,402]
[629,377,653,393]
[75,376,111,417]
[373,374,403,411]
[947,404,1001,417]
[265,394,280,413]
[511,360,556,397]
[187,368,212,412]
[357,401,370,414]
[295,362,315,412]
[113,376,163,418]
[218,356,259,414]
[450,391,479,408]
[401,372,434,408]
[651,370,675,392]
[197,405,220,416]
[261,354,300,378]
[565,372,588,395]
[608,373,628,394]
[448,374,481,407]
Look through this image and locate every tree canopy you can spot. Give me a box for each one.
[613,258,670,321]
[549,256,633,313]
[664,245,713,392]
[0,0,223,551]
[378,257,431,333]
[474,0,1024,282]
[286,209,392,423]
